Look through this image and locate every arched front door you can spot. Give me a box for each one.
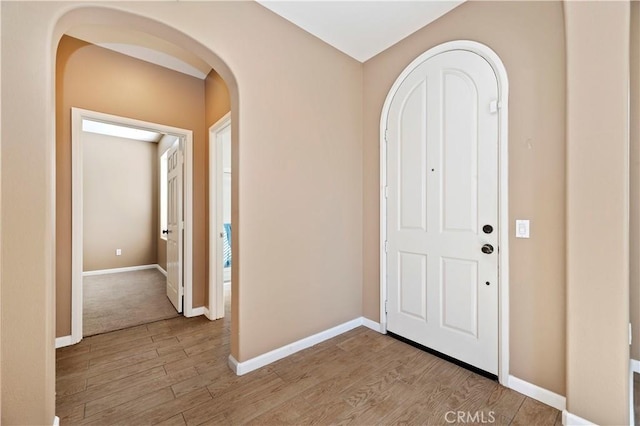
[385,47,500,376]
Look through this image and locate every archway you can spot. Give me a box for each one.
[52,4,241,358]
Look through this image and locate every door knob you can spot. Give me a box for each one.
[162,229,169,235]
[481,244,494,254]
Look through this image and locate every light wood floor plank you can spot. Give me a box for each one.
[511,397,560,425]
[84,350,186,388]
[127,388,212,426]
[57,310,561,425]
[155,413,187,426]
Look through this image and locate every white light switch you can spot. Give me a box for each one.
[515,220,530,238]
[116,249,122,256]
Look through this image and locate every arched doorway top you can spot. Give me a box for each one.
[52,4,238,95]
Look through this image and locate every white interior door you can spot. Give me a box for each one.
[208,115,232,321]
[220,125,232,284]
[386,50,499,374]
[166,140,183,313]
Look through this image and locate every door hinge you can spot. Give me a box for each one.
[384,300,388,315]
[489,100,500,113]
[384,128,388,143]
[384,186,388,198]
[384,241,388,253]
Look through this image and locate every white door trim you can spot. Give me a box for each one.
[208,112,231,320]
[379,40,510,384]
[70,107,194,346]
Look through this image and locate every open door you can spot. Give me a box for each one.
[208,113,231,320]
[165,139,183,312]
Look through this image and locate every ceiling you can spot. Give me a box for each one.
[65,1,464,79]
[257,1,464,62]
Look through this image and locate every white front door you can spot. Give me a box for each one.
[166,140,183,313]
[386,50,499,375]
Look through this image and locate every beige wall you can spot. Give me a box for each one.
[565,1,630,423]
[2,2,363,422]
[0,1,3,421]
[83,132,158,271]
[363,1,566,395]
[1,3,59,423]
[630,0,639,362]
[204,69,231,306]
[205,69,231,127]
[56,35,207,337]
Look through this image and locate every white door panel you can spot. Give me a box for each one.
[166,140,183,313]
[399,79,428,231]
[398,251,427,321]
[387,50,499,374]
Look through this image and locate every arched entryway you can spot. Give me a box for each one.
[52,5,241,359]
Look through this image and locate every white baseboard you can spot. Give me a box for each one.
[228,354,239,373]
[83,264,159,276]
[55,335,74,349]
[230,317,368,376]
[632,358,640,374]
[53,416,60,426]
[362,317,383,332]
[156,264,167,277]
[188,306,207,317]
[508,375,566,411]
[203,307,214,320]
[562,410,595,426]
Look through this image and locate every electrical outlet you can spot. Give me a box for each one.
[116,249,122,256]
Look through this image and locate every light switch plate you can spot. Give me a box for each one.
[515,220,530,238]
[116,249,122,256]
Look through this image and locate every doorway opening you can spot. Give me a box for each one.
[208,113,232,320]
[53,9,238,350]
[67,108,194,344]
[379,40,510,384]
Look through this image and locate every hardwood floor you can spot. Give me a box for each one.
[57,313,560,425]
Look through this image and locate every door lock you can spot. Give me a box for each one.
[481,244,494,254]
[482,224,493,234]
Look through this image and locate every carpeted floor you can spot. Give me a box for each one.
[83,268,180,336]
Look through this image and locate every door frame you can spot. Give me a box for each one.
[70,107,194,346]
[379,40,510,384]
[207,112,231,320]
